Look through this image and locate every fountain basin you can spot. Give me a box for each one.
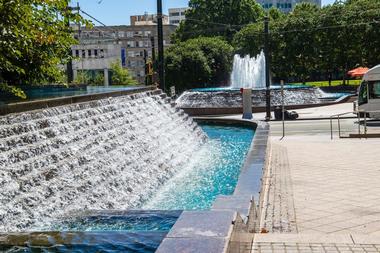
[176,86,352,116]
[0,88,268,252]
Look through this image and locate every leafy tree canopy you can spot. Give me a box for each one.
[165,37,233,91]
[110,61,137,86]
[233,0,380,83]
[0,0,89,96]
[173,0,265,42]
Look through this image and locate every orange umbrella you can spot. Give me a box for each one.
[348,67,369,77]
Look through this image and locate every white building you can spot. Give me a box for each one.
[168,7,189,26]
[257,0,321,13]
[71,24,177,85]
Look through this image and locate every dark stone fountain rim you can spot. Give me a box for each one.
[191,85,310,92]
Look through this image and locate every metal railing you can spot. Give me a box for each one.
[330,110,380,139]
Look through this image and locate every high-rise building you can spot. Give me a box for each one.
[168,7,189,26]
[257,0,321,13]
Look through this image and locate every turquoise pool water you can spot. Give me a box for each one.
[144,124,255,210]
[2,211,181,253]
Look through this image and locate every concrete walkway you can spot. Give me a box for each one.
[252,109,380,252]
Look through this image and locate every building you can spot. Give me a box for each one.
[168,7,189,26]
[71,24,176,85]
[257,0,321,13]
[130,13,169,26]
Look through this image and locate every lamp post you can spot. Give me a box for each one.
[157,0,165,91]
[264,16,271,120]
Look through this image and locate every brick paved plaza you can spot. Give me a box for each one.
[254,108,380,253]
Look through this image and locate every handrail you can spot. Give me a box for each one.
[330,111,358,140]
[330,110,380,139]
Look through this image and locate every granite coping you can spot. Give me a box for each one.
[212,195,253,220]
[166,211,236,239]
[0,86,157,116]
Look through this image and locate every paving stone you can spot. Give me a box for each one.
[156,237,227,253]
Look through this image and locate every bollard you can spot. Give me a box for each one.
[242,88,253,120]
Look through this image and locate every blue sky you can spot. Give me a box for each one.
[73,0,336,26]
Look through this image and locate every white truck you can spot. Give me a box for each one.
[356,64,380,118]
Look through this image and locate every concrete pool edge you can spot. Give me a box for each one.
[0,86,156,116]
[157,118,270,253]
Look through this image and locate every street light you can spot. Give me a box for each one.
[157,0,165,91]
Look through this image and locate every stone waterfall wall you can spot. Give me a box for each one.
[0,90,205,232]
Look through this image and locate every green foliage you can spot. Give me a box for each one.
[0,0,90,95]
[173,0,265,42]
[291,80,362,87]
[233,0,380,82]
[165,37,233,91]
[0,83,26,99]
[73,71,91,85]
[93,72,105,86]
[73,70,104,86]
[110,61,137,86]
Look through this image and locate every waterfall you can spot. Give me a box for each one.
[0,90,206,232]
[230,51,266,89]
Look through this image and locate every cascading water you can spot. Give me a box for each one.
[230,51,266,89]
[0,91,206,232]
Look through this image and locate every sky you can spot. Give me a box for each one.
[73,0,336,26]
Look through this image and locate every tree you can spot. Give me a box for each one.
[110,61,137,85]
[232,0,380,83]
[165,37,233,91]
[0,0,89,96]
[173,0,265,42]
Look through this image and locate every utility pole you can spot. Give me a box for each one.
[157,0,165,91]
[264,16,271,121]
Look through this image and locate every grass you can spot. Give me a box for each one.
[290,80,362,87]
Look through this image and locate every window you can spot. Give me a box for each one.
[128,51,135,57]
[127,41,135,48]
[144,41,149,47]
[369,81,380,99]
[82,50,86,58]
[127,32,134,38]
[359,82,368,105]
[144,31,151,37]
[75,50,79,57]
[100,49,104,58]
[94,49,98,58]
[170,12,180,17]
[118,31,125,37]
[134,31,143,36]
[88,50,92,57]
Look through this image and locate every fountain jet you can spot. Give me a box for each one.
[230,51,266,89]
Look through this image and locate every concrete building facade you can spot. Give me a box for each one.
[168,7,189,26]
[130,13,169,26]
[71,24,176,85]
[257,0,321,13]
